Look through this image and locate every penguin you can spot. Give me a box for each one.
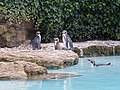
[87,59,111,67]
[62,30,73,50]
[32,31,41,50]
[54,38,62,50]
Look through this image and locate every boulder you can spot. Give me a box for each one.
[83,45,113,57]
[0,60,80,80]
[73,41,120,57]
[24,62,47,76]
[0,61,47,80]
[0,50,79,69]
[0,21,34,48]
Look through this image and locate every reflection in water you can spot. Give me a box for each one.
[112,46,115,55]
[0,80,42,90]
[0,56,120,90]
[0,81,27,90]
[39,80,43,89]
[80,59,83,67]
[63,77,71,90]
[80,48,84,57]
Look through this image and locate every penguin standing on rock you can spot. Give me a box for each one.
[54,38,62,50]
[32,31,41,50]
[62,30,73,50]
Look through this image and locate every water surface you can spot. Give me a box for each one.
[0,56,120,90]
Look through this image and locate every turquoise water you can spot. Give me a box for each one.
[0,56,120,90]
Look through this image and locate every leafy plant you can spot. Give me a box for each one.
[0,0,120,42]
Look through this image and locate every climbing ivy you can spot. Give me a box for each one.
[0,0,120,42]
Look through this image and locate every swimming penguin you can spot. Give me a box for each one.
[62,30,73,50]
[32,31,41,50]
[87,59,111,67]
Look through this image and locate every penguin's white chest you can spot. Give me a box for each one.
[62,34,66,45]
[37,34,41,43]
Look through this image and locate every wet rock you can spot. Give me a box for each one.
[73,41,120,57]
[115,46,120,55]
[83,46,113,57]
[0,60,80,80]
[24,62,48,76]
[72,47,81,56]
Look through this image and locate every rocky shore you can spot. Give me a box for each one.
[74,40,120,57]
[0,61,47,80]
[0,43,79,80]
[0,40,120,80]
[0,50,79,69]
[74,40,120,48]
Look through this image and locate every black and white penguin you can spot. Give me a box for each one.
[32,31,41,50]
[62,30,73,50]
[54,38,62,50]
[87,59,111,67]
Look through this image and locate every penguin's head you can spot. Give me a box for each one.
[54,38,59,41]
[62,30,67,35]
[54,38,60,45]
[36,31,41,36]
[36,31,40,34]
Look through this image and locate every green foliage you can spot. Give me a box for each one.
[0,0,120,42]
